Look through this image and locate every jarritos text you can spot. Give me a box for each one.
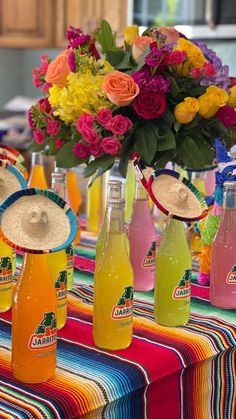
[226,265,236,284]
[29,312,57,350]
[111,286,133,319]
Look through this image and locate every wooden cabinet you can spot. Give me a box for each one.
[0,0,53,47]
[0,0,128,48]
[55,0,128,47]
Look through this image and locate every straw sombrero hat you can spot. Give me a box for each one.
[0,153,28,180]
[132,155,208,222]
[0,188,77,253]
[0,160,27,205]
[0,144,24,163]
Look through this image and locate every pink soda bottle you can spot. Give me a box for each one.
[210,181,236,309]
[128,179,157,291]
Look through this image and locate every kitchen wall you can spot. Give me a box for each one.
[1,40,236,108]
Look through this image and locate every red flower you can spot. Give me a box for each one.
[216,105,236,128]
[168,50,186,66]
[101,136,122,156]
[190,68,202,79]
[203,63,216,77]
[73,143,90,159]
[46,119,60,136]
[33,129,45,144]
[133,90,166,120]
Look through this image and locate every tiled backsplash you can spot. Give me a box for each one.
[1,41,236,108]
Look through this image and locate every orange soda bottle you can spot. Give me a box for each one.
[12,253,57,383]
[28,152,48,189]
[0,239,13,312]
[66,169,81,245]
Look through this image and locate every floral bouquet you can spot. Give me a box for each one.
[29,21,236,179]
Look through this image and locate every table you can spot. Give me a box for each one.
[0,236,235,419]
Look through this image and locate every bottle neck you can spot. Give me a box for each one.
[135,181,148,200]
[164,217,186,238]
[106,204,125,234]
[222,186,236,210]
[51,178,66,200]
[31,152,43,166]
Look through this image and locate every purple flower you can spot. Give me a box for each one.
[145,44,171,69]
[68,51,77,72]
[66,26,82,42]
[71,34,90,48]
[194,40,230,91]
[132,67,170,93]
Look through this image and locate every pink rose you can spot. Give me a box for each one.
[89,143,102,157]
[38,97,51,113]
[216,105,236,128]
[28,109,35,129]
[77,113,95,131]
[33,129,45,144]
[46,119,60,136]
[96,108,112,126]
[190,67,202,79]
[108,115,133,135]
[55,138,65,149]
[101,136,122,156]
[42,82,52,94]
[203,63,216,77]
[168,50,186,65]
[32,73,43,88]
[80,127,100,144]
[73,143,90,159]
[133,90,166,120]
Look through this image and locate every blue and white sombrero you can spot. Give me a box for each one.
[0,188,77,254]
[0,159,27,205]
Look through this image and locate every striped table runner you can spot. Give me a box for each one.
[0,236,235,419]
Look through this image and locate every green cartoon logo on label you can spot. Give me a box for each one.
[172,269,191,299]
[0,257,12,284]
[226,265,236,284]
[66,245,74,268]
[29,312,57,350]
[111,286,134,319]
[55,270,67,299]
[142,241,156,268]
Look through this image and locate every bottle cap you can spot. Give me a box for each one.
[107,180,123,200]
[224,181,236,189]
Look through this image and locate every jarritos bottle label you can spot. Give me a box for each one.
[55,270,67,299]
[142,241,156,268]
[0,256,12,285]
[66,245,74,269]
[172,270,191,300]
[29,312,57,350]
[226,265,236,284]
[111,286,133,320]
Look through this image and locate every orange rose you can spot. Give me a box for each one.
[103,71,139,106]
[132,35,154,64]
[45,50,71,87]
[158,27,180,44]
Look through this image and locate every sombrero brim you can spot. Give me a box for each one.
[0,144,24,163]
[0,153,28,180]
[132,155,208,222]
[0,160,27,205]
[0,188,77,253]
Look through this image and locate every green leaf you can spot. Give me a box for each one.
[106,50,125,66]
[156,125,176,152]
[134,125,157,163]
[83,155,115,179]
[177,136,213,169]
[28,140,45,152]
[188,85,206,97]
[95,20,116,53]
[153,150,175,169]
[162,109,175,125]
[115,52,134,70]
[170,77,180,98]
[56,141,87,168]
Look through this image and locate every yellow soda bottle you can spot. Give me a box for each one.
[66,244,74,291]
[86,172,109,233]
[124,161,136,224]
[0,240,13,312]
[154,218,192,326]
[47,251,67,330]
[93,191,134,350]
[49,169,68,327]
[28,152,48,189]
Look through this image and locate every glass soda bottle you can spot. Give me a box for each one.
[86,177,101,233]
[96,180,123,262]
[93,191,134,350]
[28,152,48,189]
[66,169,81,245]
[48,170,68,329]
[12,253,57,383]
[190,223,203,253]
[210,181,236,309]
[154,218,192,326]
[128,180,156,291]
[0,240,13,312]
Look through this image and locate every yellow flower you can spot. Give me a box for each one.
[48,72,112,124]
[174,97,199,124]
[198,85,228,118]
[95,59,114,75]
[123,25,139,44]
[174,38,207,76]
[227,85,236,108]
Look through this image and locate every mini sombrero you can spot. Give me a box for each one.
[0,153,28,180]
[0,144,24,163]
[0,160,27,205]
[132,154,208,222]
[0,188,77,254]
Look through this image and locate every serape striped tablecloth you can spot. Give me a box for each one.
[0,232,235,419]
